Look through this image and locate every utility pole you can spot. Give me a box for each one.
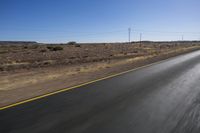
[128,28,131,44]
[140,33,142,42]
[182,35,184,41]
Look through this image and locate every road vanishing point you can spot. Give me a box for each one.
[1,50,200,133]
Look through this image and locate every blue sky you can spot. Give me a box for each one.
[0,0,199,43]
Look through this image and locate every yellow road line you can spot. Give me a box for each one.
[0,53,190,111]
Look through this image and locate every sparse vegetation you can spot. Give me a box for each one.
[47,46,63,51]
[67,41,81,47]
[23,46,28,49]
[31,45,39,49]
[67,41,77,45]
[40,49,47,53]
[0,41,200,106]
[0,41,199,71]
[46,46,52,49]
[75,44,81,47]
[52,46,63,51]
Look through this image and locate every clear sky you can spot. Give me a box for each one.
[0,0,199,43]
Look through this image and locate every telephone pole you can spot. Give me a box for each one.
[182,35,184,41]
[140,33,142,46]
[128,28,131,44]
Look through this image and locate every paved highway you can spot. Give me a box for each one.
[1,50,200,133]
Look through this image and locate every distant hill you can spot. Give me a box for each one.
[0,41,38,45]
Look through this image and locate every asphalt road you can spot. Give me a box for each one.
[1,50,200,133]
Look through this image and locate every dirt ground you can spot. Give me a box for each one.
[0,42,200,107]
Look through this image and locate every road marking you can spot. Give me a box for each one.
[0,51,197,111]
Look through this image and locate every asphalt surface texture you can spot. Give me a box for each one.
[1,50,200,133]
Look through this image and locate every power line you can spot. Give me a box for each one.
[1,27,199,35]
[1,27,200,42]
[133,29,200,35]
